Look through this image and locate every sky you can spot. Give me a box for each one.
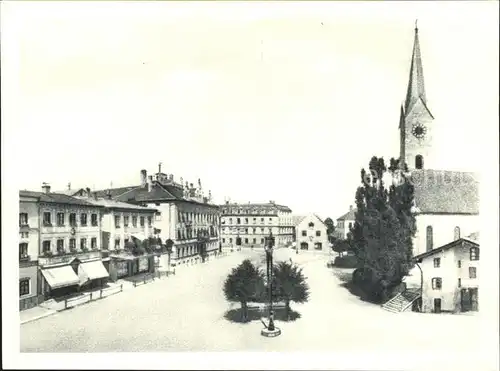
[2,1,498,219]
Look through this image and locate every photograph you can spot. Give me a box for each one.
[2,1,498,370]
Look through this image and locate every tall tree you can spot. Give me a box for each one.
[272,261,310,320]
[324,217,336,243]
[351,156,416,302]
[223,260,264,322]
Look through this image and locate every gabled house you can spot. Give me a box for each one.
[335,205,356,240]
[411,232,480,313]
[295,214,329,252]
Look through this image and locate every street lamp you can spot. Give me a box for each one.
[261,231,281,338]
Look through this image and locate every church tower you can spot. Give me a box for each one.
[399,22,435,170]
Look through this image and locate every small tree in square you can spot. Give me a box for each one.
[223,259,264,322]
[272,261,310,320]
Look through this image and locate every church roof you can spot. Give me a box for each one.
[404,24,432,117]
[410,169,479,214]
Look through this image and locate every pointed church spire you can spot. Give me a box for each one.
[404,20,427,114]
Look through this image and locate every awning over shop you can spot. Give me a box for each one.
[41,266,80,289]
[78,260,109,284]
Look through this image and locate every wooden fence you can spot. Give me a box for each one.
[64,284,123,310]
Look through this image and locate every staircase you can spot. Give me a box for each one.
[382,289,421,313]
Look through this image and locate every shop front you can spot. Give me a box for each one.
[40,263,80,299]
[40,254,109,299]
[78,259,110,290]
[107,253,156,282]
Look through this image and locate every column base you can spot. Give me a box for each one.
[261,327,282,337]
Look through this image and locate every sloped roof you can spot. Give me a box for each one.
[414,237,479,261]
[337,208,356,221]
[292,215,306,226]
[296,213,327,228]
[78,197,157,212]
[464,232,479,244]
[94,181,216,207]
[221,202,292,213]
[410,169,479,214]
[19,191,102,207]
[94,186,140,199]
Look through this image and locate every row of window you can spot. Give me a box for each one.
[426,226,464,252]
[336,221,353,230]
[432,248,479,268]
[114,215,152,228]
[41,212,99,227]
[431,269,477,290]
[299,242,323,250]
[224,217,275,225]
[221,208,281,215]
[176,227,217,241]
[177,211,217,224]
[41,238,98,253]
[301,230,322,237]
[222,237,266,244]
[224,227,273,234]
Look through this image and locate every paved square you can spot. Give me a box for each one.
[21,249,483,354]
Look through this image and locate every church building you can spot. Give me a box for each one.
[398,23,479,257]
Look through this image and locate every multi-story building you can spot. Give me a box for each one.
[19,191,43,310]
[412,232,479,313]
[94,166,220,269]
[295,214,329,253]
[335,205,356,240]
[220,201,293,249]
[80,193,160,280]
[34,184,109,299]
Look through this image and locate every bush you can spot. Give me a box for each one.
[333,255,358,268]
[352,267,401,303]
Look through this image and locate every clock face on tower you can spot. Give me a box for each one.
[412,123,427,139]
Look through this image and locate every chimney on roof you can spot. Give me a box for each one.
[86,187,91,196]
[147,175,153,192]
[67,182,71,190]
[140,169,147,187]
[42,183,51,194]
[93,192,98,201]
[169,174,174,182]
[106,190,112,200]
[349,205,353,211]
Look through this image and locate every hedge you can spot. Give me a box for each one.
[333,255,358,268]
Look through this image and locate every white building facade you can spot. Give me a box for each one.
[295,214,329,253]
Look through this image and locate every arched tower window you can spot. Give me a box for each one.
[426,226,433,252]
[454,226,461,240]
[415,155,424,169]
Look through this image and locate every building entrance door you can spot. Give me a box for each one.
[462,288,479,312]
[470,288,479,311]
[433,298,442,313]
